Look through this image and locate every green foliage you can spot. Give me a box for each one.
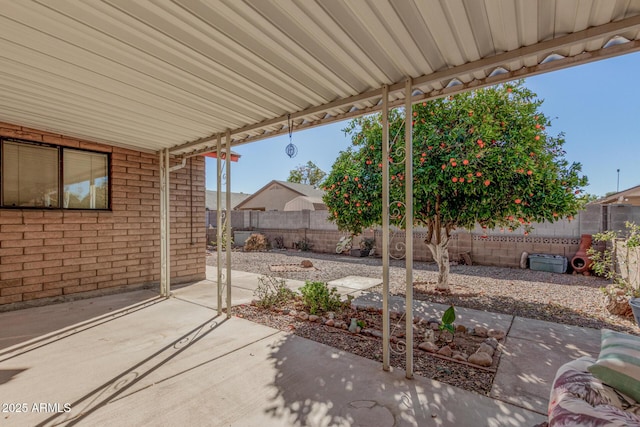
[588,222,640,297]
[299,281,344,315]
[273,236,285,250]
[356,319,366,328]
[359,237,375,251]
[287,161,327,188]
[439,305,456,336]
[216,220,233,250]
[322,81,588,236]
[253,276,297,309]
[294,237,313,252]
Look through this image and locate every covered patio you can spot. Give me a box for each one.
[1,1,640,424]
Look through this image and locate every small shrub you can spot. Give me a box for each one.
[244,233,270,251]
[254,276,296,309]
[273,236,285,250]
[294,237,313,252]
[299,281,343,315]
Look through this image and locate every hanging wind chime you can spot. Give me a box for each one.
[285,113,298,158]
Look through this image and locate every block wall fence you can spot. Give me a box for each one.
[0,122,206,308]
[208,203,640,269]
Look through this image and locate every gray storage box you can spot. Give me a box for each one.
[528,254,568,273]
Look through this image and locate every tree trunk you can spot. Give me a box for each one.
[426,231,450,291]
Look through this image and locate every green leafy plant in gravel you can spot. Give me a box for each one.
[253,276,297,309]
[299,281,344,315]
[439,305,456,342]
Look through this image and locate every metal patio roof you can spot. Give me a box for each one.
[0,1,639,157]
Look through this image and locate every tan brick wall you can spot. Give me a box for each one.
[0,122,205,306]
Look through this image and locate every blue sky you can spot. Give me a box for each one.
[206,51,640,198]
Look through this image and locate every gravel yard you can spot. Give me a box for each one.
[207,249,640,335]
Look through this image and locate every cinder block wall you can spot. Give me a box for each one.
[0,122,206,307]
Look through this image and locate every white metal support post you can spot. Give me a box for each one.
[381,84,390,371]
[225,130,232,318]
[404,78,414,379]
[159,148,171,297]
[216,134,223,316]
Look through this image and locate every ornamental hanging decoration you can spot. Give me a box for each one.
[285,113,298,158]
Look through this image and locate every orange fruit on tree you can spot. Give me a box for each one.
[515,199,521,204]
[476,172,482,177]
[484,179,490,186]
[452,177,458,182]
[463,159,469,165]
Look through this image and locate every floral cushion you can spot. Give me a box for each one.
[548,357,640,427]
[588,329,640,402]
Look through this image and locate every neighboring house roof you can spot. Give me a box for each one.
[284,196,327,211]
[274,180,325,198]
[594,184,640,205]
[205,190,250,210]
[234,180,325,210]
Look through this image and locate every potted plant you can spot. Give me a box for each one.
[587,222,640,324]
[351,237,375,257]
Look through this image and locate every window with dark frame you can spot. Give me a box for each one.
[0,138,110,210]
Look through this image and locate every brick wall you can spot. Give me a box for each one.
[0,122,206,307]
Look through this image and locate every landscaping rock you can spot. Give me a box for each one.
[473,326,488,337]
[469,352,493,367]
[488,329,505,340]
[455,324,467,334]
[424,329,435,343]
[484,337,499,349]
[289,310,297,317]
[437,345,453,357]
[281,309,290,315]
[418,342,438,353]
[301,260,314,268]
[452,353,468,362]
[476,343,495,357]
[429,322,440,331]
[368,329,383,338]
[297,311,309,321]
[325,319,335,327]
[327,312,336,320]
[308,315,320,323]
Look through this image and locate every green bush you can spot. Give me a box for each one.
[254,276,296,309]
[299,281,344,315]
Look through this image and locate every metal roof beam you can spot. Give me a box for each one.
[169,14,640,155]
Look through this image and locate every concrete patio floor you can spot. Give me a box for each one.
[0,269,602,426]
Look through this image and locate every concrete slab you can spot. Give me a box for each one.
[0,289,158,351]
[327,275,382,291]
[352,292,514,332]
[0,294,545,426]
[490,317,601,414]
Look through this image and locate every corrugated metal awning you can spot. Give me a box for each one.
[0,1,639,156]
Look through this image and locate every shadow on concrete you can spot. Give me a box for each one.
[0,289,160,352]
[33,315,227,427]
[262,333,545,426]
[0,368,25,385]
[0,295,166,361]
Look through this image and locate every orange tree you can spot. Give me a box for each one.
[322,81,587,290]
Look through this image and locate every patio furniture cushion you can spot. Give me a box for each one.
[549,356,640,427]
[588,329,640,402]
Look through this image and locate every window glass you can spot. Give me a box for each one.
[63,149,109,209]
[2,141,59,207]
